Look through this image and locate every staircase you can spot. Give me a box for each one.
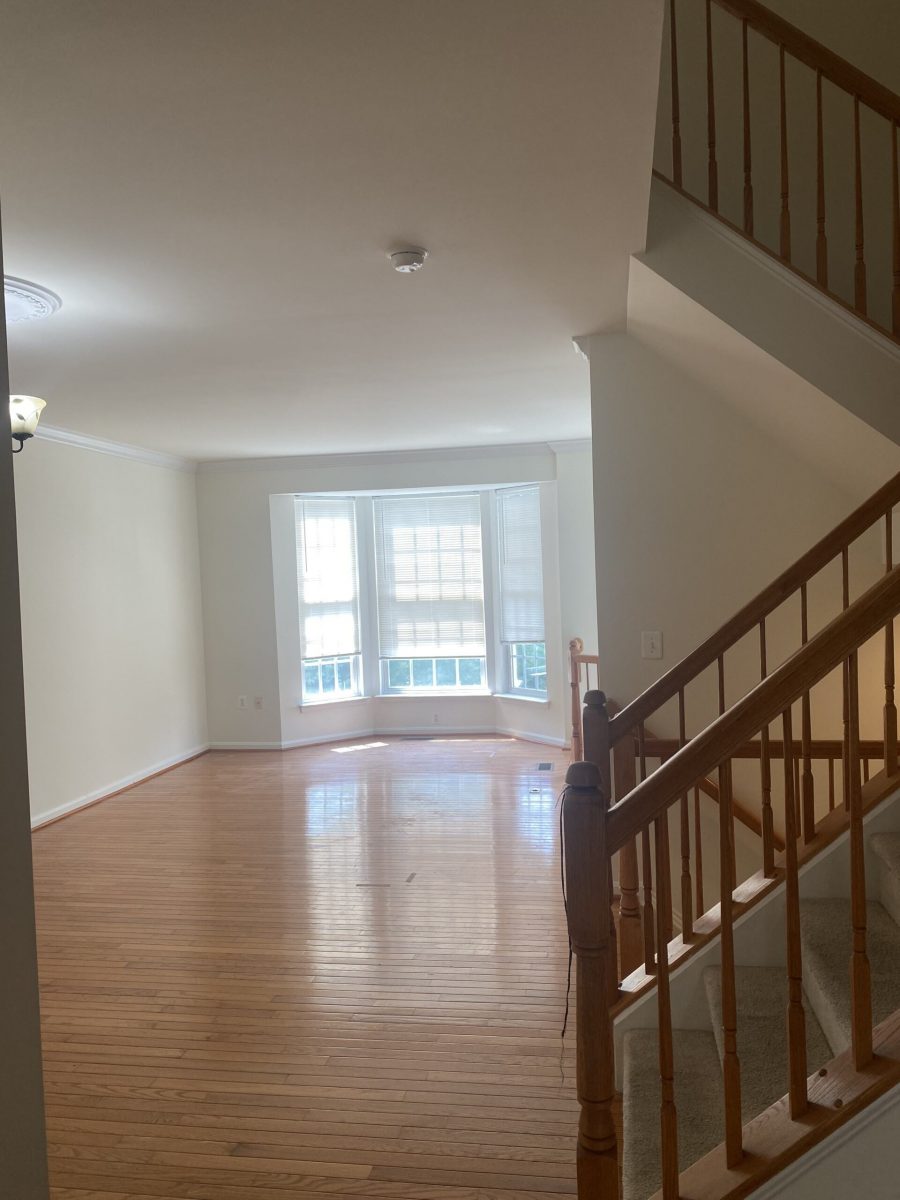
[562,472,900,1198]
[622,832,900,1199]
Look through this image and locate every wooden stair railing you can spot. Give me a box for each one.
[562,565,900,1199]
[657,0,900,343]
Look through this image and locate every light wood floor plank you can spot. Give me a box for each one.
[35,737,577,1198]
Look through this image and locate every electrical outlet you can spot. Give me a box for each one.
[253,696,264,710]
[237,695,249,709]
[432,713,440,724]
[641,631,663,660]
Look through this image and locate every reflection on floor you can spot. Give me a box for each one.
[33,735,578,1197]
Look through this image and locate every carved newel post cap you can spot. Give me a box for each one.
[565,761,602,789]
[583,689,607,709]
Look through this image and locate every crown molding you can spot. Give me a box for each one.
[36,425,196,473]
[31,430,590,475]
[196,438,587,474]
[547,438,592,454]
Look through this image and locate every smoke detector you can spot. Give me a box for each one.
[389,248,428,273]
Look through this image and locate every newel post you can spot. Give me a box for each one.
[563,749,620,1199]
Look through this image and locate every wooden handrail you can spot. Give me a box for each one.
[608,566,900,855]
[713,0,900,126]
[570,645,785,851]
[609,472,900,744]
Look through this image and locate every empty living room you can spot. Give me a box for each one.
[2,2,900,1199]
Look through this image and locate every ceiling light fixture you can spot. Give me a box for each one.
[9,395,47,453]
[4,276,62,324]
[389,248,428,273]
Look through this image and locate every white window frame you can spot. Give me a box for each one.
[296,495,363,706]
[495,485,547,698]
[379,654,489,695]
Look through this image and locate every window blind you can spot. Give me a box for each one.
[497,485,545,643]
[295,496,360,659]
[374,493,486,658]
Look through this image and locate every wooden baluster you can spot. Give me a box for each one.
[854,96,867,315]
[793,753,801,827]
[800,584,815,842]
[641,823,656,976]
[637,725,657,974]
[842,548,851,811]
[706,0,718,211]
[719,752,743,1167]
[718,655,736,887]
[847,651,873,1069]
[584,692,619,1001]
[863,758,870,784]
[669,0,682,187]
[678,689,693,940]
[569,639,584,762]
[759,619,775,876]
[782,707,808,1117]
[654,813,679,1198]
[647,725,674,945]
[779,45,791,260]
[693,784,705,915]
[742,19,753,235]
[816,69,828,287]
[614,735,643,977]
[828,757,836,811]
[893,119,900,336]
[885,509,898,773]
[561,759,620,1198]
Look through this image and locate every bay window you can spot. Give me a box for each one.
[293,485,548,703]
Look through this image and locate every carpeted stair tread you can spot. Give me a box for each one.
[702,965,831,1123]
[800,897,900,1055]
[871,833,900,930]
[622,1027,724,1200]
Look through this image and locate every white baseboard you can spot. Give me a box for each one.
[210,726,565,750]
[208,740,289,750]
[30,744,209,830]
[281,728,378,749]
[373,723,496,738]
[496,726,567,748]
[752,1080,900,1197]
[31,726,568,829]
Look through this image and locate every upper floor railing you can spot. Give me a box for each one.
[658,0,900,341]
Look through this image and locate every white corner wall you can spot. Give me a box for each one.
[588,329,893,728]
[15,438,208,825]
[197,442,598,751]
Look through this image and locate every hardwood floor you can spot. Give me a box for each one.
[32,735,578,1199]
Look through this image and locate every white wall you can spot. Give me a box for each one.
[587,325,893,904]
[15,436,208,825]
[197,442,597,751]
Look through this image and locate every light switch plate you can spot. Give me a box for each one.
[641,631,663,660]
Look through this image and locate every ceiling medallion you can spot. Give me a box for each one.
[4,275,62,323]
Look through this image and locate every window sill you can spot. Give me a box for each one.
[377,690,493,700]
[299,695,370,710]
[493,692,550,705]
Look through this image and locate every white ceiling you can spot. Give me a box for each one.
[1,0,664,461]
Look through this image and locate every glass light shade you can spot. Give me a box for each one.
[9,394,47,440]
